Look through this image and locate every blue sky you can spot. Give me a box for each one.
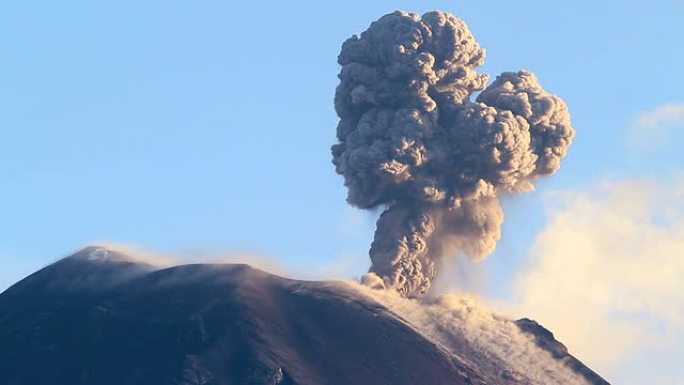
[2,1,683,383]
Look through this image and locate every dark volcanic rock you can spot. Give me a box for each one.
[516,318,610,385]
[0,247,609,385]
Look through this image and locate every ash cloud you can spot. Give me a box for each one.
[332,10,574,297]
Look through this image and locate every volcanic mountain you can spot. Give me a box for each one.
[0,247,609,385]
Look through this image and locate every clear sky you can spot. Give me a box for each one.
[2,1,683,383]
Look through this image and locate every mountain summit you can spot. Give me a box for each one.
[0,247,608,385]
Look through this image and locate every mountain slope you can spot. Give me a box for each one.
[0,247,609,385]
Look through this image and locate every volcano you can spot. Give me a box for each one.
[0,247,608,385]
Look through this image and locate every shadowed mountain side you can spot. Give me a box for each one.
[0,247,608,385]
[515,319,608,385]
[0,248,475,385]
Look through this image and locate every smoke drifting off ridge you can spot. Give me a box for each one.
[340,282,592,385]
[332,10,574,297]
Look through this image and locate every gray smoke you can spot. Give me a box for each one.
[331,10,575,297]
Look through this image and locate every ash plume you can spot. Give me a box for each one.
[331,10,575,297]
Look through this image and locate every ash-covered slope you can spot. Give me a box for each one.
[0,247,608,385]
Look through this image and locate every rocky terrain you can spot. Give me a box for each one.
[0,247,609,385]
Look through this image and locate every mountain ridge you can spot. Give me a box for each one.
[0,247,609,385]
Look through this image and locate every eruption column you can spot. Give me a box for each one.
[332,11,574,297]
